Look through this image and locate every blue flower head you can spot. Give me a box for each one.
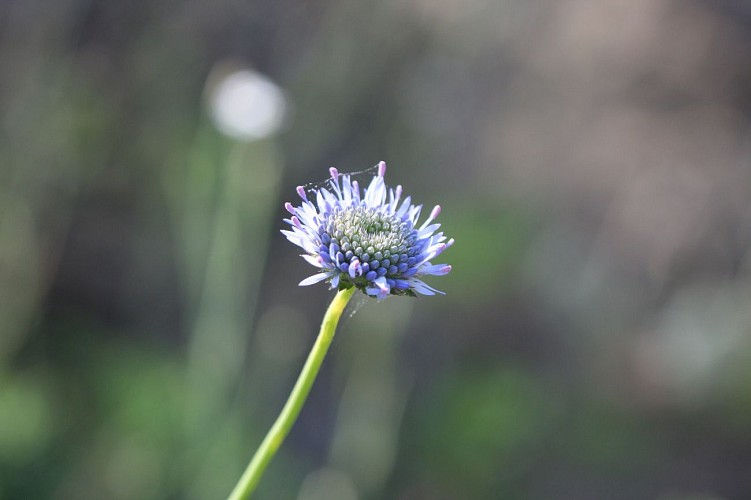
[282,162,454,300]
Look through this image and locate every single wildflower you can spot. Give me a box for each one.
[282,161,453,300]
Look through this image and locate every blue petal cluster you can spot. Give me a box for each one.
[282,162,453,300]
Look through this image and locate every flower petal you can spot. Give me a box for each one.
[299,273,330,286]
[302,254,325,268]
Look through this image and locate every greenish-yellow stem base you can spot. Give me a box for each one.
[228,286,355,500]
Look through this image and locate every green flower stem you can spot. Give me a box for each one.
[228,286,356,500]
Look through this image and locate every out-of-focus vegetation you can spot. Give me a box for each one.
[2,1,751,499]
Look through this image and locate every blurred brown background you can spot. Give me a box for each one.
[2,0,751,499]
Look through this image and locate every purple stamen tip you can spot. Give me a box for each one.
[285,202,296,215]
[329,167,339,180]
[296,186,307,200]
[377,161,386,177]
[431,205,441,219]
[442,265,452,274]
[446,238,455,248]
[291,216,301,228]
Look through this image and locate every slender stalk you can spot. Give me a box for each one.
[228,286,356,500]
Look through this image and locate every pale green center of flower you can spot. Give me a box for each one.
[325,206,417,265]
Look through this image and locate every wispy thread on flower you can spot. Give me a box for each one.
[282,161,454,300]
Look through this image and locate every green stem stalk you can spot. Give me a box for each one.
[228,286,356,500]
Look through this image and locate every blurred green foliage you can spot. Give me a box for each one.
[2,1,751,499]
[443,201,535,303]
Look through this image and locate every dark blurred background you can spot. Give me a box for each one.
[3,1,751,499]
